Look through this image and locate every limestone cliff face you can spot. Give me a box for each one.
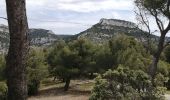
[0,25,60,53]
[28,29,58,46]
[99,18,137,28]
[0,25,10,53]
[0,24,9,33]
[76,18,157,43]
[0,18,161,53]
[0,24,73,53]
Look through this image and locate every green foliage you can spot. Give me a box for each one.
[48,39,98,90]
[0,55,5,81]
[154,73,168,87]
[0,82,7,100]
[158,61,169,77]
[164,46,170,63]
[90,66,166,100]
[93,44,114,73]
[109,35,150,71]
[157,61,170,89]
[47,40,66,78]
[48,40,79,80]
[27,48,48,95]
[47,35,170,92]
[135,0,170,19]
[163,46,170,89]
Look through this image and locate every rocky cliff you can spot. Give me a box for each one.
[99,18,137,28]
[76,18,158,43]
[0,24,68,53]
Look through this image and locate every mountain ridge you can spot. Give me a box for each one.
[0,24,73,53]
[0,18,163,53]
[75,18,159,43]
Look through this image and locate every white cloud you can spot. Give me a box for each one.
[0,0,5,6]
[26,0,46,8]
[0,0,137,34]
[29,21,90,34]
[26,0,134,13]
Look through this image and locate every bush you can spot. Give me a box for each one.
[27,49,48,95]
[0,82,7,100]
[28,79,40,95]
[90,66,166,100]
[0,55,5,81]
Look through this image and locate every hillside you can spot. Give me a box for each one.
[0,24,72,53]
[28,29,59,46]
[0,24,10,53]
[0,18,162,53]
[75,18,158,43]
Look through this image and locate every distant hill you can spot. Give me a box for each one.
[0,24,72,53]
[0,24,10,53]
[28,28,58,46]
[0,18,167,53]
[75,18,158,43]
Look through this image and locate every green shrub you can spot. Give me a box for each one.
[0,55,5,81]
[90,66,166,100]
[27,49,48,95]
[28,79,40,95]
[0,82,7,100]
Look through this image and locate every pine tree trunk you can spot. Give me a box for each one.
[90,72,93,79]
[64,77,71,91]
[5,0,29,100]
[53,76,56,82]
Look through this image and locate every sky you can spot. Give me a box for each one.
[0,0,157,35]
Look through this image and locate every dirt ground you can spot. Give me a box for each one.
[28,80,92,100]
[29,79,170,100]
[28,89,90,100]
[29,96,89,100]
[165,94,170,100]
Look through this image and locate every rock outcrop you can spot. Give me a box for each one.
[76,18,157,43]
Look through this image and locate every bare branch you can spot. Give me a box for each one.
[154,13,164,32]
[135,6,151,34]
[0,17,8,20]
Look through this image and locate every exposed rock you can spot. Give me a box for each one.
[76,18,158,43]
[0,24,72,53]
[99,18,137,28]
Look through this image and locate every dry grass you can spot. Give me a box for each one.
[28,79,94,100]
[29,95,89,100]
[167,90,170,95]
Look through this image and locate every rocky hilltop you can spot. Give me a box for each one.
[28,28,58,46]
[0,25,10,53]
[99,18,137,28]
[0,24,60,46]
[0,24,72,53]
[0,18,161,53]
[76,18,157,43]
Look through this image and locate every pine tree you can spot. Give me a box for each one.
[5,0,29,99]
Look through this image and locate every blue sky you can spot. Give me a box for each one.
[0,0,144,35]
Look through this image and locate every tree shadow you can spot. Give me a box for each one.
[37,86,90,97]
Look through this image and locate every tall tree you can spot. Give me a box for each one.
[135,0,170,79]
[5,0,29,100]
[48,39,96,91]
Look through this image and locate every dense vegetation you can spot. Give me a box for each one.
[47,34,170,99]
[27,48,48,95]
[90,66,166,100]
[0,34,170,99]
[2,0,169,99]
